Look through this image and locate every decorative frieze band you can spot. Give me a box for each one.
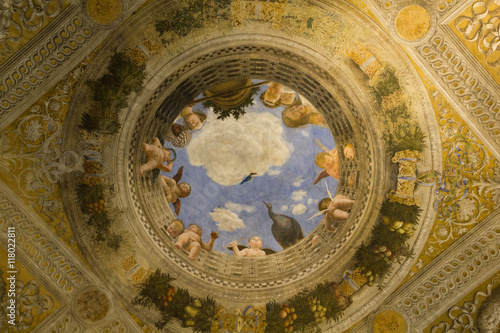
[369,0,467,18]
[0,10,96,120]
[416,31,500,149]
[393,210,500,329]
[0,188,88,296]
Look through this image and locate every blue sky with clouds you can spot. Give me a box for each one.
[163,81,337,253]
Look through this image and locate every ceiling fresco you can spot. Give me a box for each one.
[157,80,340,254]
[0,0,499,333]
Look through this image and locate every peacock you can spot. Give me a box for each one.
[264,202,304,249]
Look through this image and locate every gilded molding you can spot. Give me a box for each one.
[0,60,91,257]
[370,0,466,18]
[407,74,500,275]
[428,274,500,332]
[0,11,95,122]
[416,31,500,149]
[0,188,88,296]
[0,0,71,65]
[393,211,500,328]
[348,211,500,333]
[453,1,500,69]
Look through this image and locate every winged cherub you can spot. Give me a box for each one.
[140,137,175,176]
[160,166,191,215]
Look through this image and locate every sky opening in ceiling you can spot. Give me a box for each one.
[157,79,345,254]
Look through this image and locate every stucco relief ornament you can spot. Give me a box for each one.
[430,276,500,333]
[478,283,500,333]
[0,0,11,40]
[71,286,113,326]
[5,279,56,332]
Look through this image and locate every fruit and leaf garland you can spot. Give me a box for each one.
[75,183,122,250]
[81,52,146,134]
[265,282,343,333]
[154,0,232,44]
[370,67,426,157]
[349,65,426,283]
[354,201,421,283]
[133,269,217,332]
[77,50,146,250]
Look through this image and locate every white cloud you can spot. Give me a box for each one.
[224,201,255,213]
[292,204,307,215]
[292,176,304,187]
[209,208,247,232]
[307,199,319,205]
[291,190,307,202]
[301,130,309,137]
[280,205,288,212]
[187,112,292,186]
[267,169,282,176]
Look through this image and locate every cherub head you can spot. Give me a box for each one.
[315,151,337,169]
[280,86,296,106]
[181,106,207,131]
[166,219,185,237]
[184,112,206,130]
[177,182,191,198]
[262,83,283,106]
[248,236,263,250]
[162,148,171,161]
[188,224,202,236]
[171,123,186,136]
[282,105,311,128]
[344,144,355,160]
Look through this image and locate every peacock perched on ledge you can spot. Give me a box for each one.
[264,202,304,250]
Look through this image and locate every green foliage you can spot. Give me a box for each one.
[82,52,145,133]
[193,297,218,333]
[312,283,340,323]
[85,212,122,250]
[75,184,104,206]
[381,104,410,123]
[370,222,413,258]
[370,68,400,106]
[383,123,426,155]
[370,67,426,155]
[354,243,392,280]
[133,269,175,309]
[265,282,341,333]
[133,269,218,332]
[202,86,260,120]
[265,301,284,333]
[86,52,146,109]
[155,0,232,43]
[106,233,123,251]
[380,201,422,225]
[288,292,318,332]
[167,288,191,326]
[76,184,120,250]
[80,113,121,134]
